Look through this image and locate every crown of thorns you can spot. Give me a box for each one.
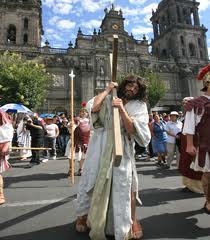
[197,64,210,80]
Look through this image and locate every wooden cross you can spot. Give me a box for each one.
[110,35,123,167]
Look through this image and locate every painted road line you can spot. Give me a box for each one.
[1,197,77,207]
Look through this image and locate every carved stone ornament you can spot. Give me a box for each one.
[52,75,65,87]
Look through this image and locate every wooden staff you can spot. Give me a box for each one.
[110,35,123,167]
[69,69,75,184]
[10,147,52,150]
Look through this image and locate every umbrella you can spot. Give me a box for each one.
[39,113,55,119]
[0,103,32,114]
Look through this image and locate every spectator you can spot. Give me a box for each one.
[163,114,170,124]
[74,108,91,175]
[43,116,59,161]
[16,115,32,160]
[59,118,70,156]
[165,111,183,169]
[25,114,45,168]
[0,111,13,205]
[150,114,167,166]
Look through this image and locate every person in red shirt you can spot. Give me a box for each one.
[74,106,91,176]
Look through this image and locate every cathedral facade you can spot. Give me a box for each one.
[0,0,209,113]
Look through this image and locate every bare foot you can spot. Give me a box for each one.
[132,221,143,239]
[75,215,88,232]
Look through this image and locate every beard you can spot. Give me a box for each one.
[124,90,138,100]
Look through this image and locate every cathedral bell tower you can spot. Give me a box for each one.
[100,4,126,34]
[150,0,209,61]
[0,0,43,47]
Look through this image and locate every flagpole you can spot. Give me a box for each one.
[69,70,75,184]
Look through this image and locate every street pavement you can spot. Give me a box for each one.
[0,155,210,240]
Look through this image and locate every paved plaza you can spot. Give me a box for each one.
[0,156,210,240]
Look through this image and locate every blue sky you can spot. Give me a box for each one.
[42,0,210,57]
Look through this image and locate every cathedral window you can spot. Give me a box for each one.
[99,66,105,77]
[96,78,107,89]
[198,38,202,48]
[24,18,29,30]
[177,6,181,23]
[161,49,167,59]
[182,49,186,56]
[180,36,185,45]
[161,16,167,30]
[23,34,28,44]
[130,62,135,73]
[189,43,196,57]
[200,50,203,59]
[7,25,16,44]
[190,11,194,26]
[183,8,191,24]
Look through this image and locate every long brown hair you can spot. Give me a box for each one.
[117,74,147,101]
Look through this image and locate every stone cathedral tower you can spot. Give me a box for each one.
[150,0,209,99]
[151,0,208,61]
[0,0,43,47]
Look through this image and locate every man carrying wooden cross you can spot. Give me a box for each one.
[75,74,151,240]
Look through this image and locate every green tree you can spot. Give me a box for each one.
[139,68,166,109]
[0,51,51,110]
[117,69,166,109]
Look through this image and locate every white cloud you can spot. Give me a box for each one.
[117,3,157,17]
[81,19,101,29]
[48,16,60,25]
[124,19,130,26]
[46,28,56,34]
[197,0,210,11]
[49,34,63,41]
[132,26,153,35]
[129,0,147,4]
[143,13,152,26]
[54,3,73,14]
[41,40,46,47]
[48,16,76,29]
[208,47,210,58]
[43,0,80,14]
[42,0,54,8]
[141,3,158,14]
[81,0,101,12]
[57,19,76,29]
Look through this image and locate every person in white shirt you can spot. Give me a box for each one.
[165,111,183,169]
[183,64,210,214]
[43,116,59,161]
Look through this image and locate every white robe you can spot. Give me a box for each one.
[16,120,32,158]
[76,95,151,240]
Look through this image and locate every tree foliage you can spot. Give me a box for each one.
[138,68,166,109]
[0,51,51,110]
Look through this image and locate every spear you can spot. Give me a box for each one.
[69,69,75,184]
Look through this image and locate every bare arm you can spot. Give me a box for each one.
[91,82,117,113]
[29,122,42,130]
[55,126,59,137]
[149,123,156,138]
[166,130,176,137]
[112,97,135,135]
[186,134,197,156]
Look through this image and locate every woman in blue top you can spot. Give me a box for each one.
[150,114,168,166]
